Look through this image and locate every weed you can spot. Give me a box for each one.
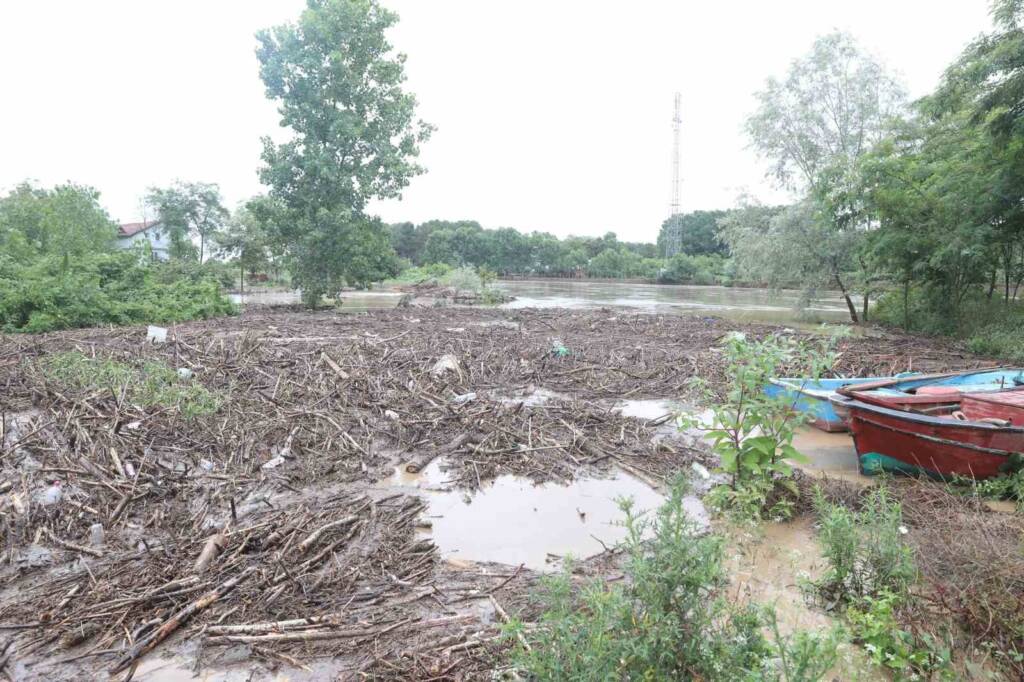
[813,485,916,603]
[510,478,840,681]
[846,591,953,678]
[42,351,221,419]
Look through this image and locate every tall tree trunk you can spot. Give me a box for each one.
[861,292,870,323]
[987,267,997,300]
[200,236,205,265]
[834,271,859,324]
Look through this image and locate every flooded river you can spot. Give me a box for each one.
[497,278,851,325]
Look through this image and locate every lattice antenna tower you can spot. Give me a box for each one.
[666,93,683,258]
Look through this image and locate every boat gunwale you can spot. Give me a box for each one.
[830,394,1024,435]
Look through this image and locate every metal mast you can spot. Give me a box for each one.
[670,92,682,218]
[666,93,683,258]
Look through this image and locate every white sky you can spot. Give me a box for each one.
[0,1,994,243]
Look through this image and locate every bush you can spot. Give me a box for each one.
[688,334,835,521]
[441,266,483,293]
[813,485,917,603]
[658,253,731,285]
[510,479,841,681]
[0,252,236,333]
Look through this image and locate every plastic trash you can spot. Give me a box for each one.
[431,354,462,377]
[36,481,63,506]
[262,456,285,470]
[89,523,105,546]
[452,392,476,405]
[550,339,570,357]
[146,326,168,344]
[691,462,711,480]
[176,368,193,380]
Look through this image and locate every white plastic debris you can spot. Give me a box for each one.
[146,326,168,344]
[125,420,142,431]
[89,523,105,546]
[691,462,711,480]
[124,461,136,478]
[36,481,63,506]
[176,367,193,380]
[451,392,477,405]
[384,409,400,421]
[262,456,286,470]
[199,459,214,472]
[431,354,462,377]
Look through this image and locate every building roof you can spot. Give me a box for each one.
[118,221,159,238]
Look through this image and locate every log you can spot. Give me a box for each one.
[193,533,227,574]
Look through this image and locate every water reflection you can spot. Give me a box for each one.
[496,279,850,325]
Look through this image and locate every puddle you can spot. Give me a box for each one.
[614,398,684,421]
[498,386,570,407]
[133,653,346,682]
[379,459,707,571]
[790,427,871,486]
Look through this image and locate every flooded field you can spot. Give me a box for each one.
[229,288,404,311]
[497,278,851,325]
[0,307,1002,680]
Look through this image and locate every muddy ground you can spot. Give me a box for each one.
[0,307,996,680]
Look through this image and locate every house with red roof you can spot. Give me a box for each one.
[116,221,170,260]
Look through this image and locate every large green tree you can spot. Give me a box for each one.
[657,210,727,257]
[746,32,906,322]
[256,0,432,303]
[146,181,229,262]
[0,182,117,264]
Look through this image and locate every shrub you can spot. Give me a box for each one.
[688,334,835,520]
[813,485,916,603]
[509,479,841,681]
[0,252,236,333]
[441,266,483,294]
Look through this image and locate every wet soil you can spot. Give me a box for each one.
[0,307,994,680]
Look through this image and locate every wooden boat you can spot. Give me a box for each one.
[770,367,1024,433]
[830,393,1024,480]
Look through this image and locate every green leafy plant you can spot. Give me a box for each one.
[846,591,953,678]
[509,478,839,681]
[689,333,836,520]
[813,485,917,603]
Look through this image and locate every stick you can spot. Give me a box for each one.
[110,566,257,674]
[43,528,103,558]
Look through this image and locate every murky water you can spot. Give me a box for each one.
[497,279,851,325]
[228,289,403,312]
[379,460,709,571]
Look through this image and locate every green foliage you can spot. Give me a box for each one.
[846,591,953,678]
[954,470,1024,512]
[43,352,221,419]
[216,198,275,282]
[0,182,117,262]
[510,479,840,681]
[256,0,430,305]
[813,486,917,603]
[691,334,835,521]
[0,251,236,333]
[658,209,728,257]
[658,252,730,285]
[145,181,229,262]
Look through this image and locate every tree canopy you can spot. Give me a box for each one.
[256,0,432,303]
[145,181,229,262]
[0,182,117,264]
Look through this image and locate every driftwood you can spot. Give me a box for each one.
[110,566,258,674]
[192,533,227,574]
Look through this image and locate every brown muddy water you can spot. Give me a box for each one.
[497,279,852,325]
[378,458,709,571]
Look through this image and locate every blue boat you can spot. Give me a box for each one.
[766,368,1024,432]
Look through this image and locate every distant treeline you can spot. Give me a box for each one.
[387,213,758,284]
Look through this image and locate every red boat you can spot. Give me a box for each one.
[830,393,1024,480]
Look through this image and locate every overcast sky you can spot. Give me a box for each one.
[0,1,995,243]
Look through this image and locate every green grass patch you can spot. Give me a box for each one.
[43,351,221,419]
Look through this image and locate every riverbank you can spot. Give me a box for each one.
[0,307,1008,680]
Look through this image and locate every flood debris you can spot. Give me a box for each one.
[0,307,986,679]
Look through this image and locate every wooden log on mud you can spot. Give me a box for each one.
[192,533,227,574]
[110,566,258,674]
